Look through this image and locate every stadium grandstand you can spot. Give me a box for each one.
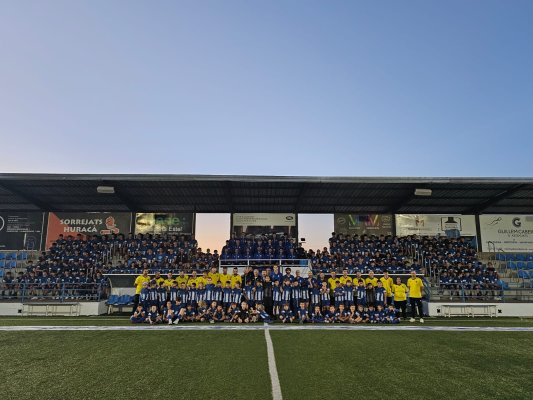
[1,174,533,319]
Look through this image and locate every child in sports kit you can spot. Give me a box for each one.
[347,304,358,324]
[281,280,292,308]
[184,304,196,322]
[386,304,400,324]
[196,301,208,322]
[280,303,295,323]
[272,280,282,316]
[188,283,199,307]
[130,305,146,323]
[197,283,206,306]
[212,304,225,323]
[254,281,264,306]
[170,299,186,324]
[374,281,387,308]
[344,280,355,308]
[157,282,167,311]
[214,281,223,305]
[310,283,321,311]
[222,282,233,309]
[324,305,338,323]
[333,283,345,309]
[204,278,215,305]
[297,301,309,323]
[311,306,324,323]
[291,281,301,313]
[368,305,379,324]
[320,282,331,313]
[169,282,179,303]
[163,301,175,325]
[148,281,159,309]
[375,305,386,323]
[206,301,218,322]
[232,283,243,305]
[256,304,272,323]
[356,280,367,308]
[299,280,310,310]
[337,303,350,323]
[178,283,188,305]
[355,304,369,323]
[243,283,254,307]
[146,305,161,325]
[227,303,239,323]
[139,282,150,310]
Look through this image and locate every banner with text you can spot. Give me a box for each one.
[0,212,45,250]
[134,213,195,235]
[480,215,533,252]
[46,212,132,248]
[395,214,477,238]
[334,214,393,236]
[232,213,296,236]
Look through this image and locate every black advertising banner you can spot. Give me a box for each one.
[334,214,393,236]
[0,212,45,250]
[46,212,132,248]
[134,213,195,235]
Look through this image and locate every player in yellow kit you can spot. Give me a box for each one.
[133,268,151,312]
[219,266,231,287]
[176,271,189,287]
[407,270,424,323]
[208,266,220,285]
[365,270,378,288]
[380,270,394,305]
[392,276,408,319]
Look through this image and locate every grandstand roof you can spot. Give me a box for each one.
[0,174,532,214]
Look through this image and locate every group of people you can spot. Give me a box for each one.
[129,266,426,325]
[219,233,306,263]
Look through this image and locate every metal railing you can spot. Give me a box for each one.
[0,282,107,302]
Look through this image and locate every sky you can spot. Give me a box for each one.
[1,1,532,250]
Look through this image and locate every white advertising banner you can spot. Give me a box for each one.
[479,215,533,252]
[395,214,477,237]
[232,213,296,227]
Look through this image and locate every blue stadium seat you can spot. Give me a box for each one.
[528,255,533,262]
[17,252,28,261]
[106,295,119,305]
[7,260,17,269]
[6,252,17,260]
[527,261,533,270]
[0,270,4,278]
[499,280,510,290]
[0,253,5,260]
[0,260,5,268]
[508,262,518,270]
[516,254,526,261]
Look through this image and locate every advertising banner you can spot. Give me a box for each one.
[46,212,132,248]
[479,215,533,252]
[334,214,393,236]
[134,213,195,235]
[232,213,296,236]
[0,212,45,250]
[395,214,477,238]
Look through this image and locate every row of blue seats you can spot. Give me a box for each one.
[0,260,18,269]
[507,261,533,270]
[496,254,533,262]
[106,295,134,306]
[0,252,29,261]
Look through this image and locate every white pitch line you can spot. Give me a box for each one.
[264,323,283,400]
[2,325,533,332]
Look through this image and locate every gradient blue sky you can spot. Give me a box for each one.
[1,2,532,250]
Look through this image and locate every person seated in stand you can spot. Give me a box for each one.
[130,305,146,323]
[338,303,351,323]
[280,303,295,323]
[146,305,161,325]
[324,305,338,323]
[311,305,324,323]
[297,301,309,324]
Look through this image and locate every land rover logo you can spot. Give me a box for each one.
[337,217,346,225]
[286,216,294,221]
[512,217,522,228]
[0,216,4,232]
